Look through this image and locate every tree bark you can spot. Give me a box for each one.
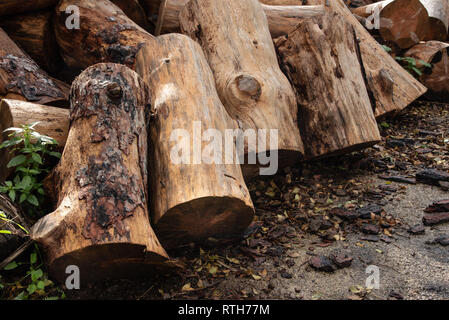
[327,0,427,118]
[0,10,64,75]
[405,41,449,101]
[111,0,149,30]
[155,0,325,36]
[179,0,304,177]
[0,28,69,107]
[276,11,381,159]
[420,0,449,42]
[0,99,69,181]
[352,0,429,49]
[31,63,168,282]
[54,0,155,71]
[0,0,58,16]
[135,34,255,249]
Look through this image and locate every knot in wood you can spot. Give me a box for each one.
[106,82,123,99]
[236,74,261,98]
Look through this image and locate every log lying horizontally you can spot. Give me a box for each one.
[276,11,381,159]
[352,0,429,49]
[327,0,427,118]
[135,34,255,249]
[405,41,449,100]
[0,0,58,16]
[155,0,325,37]
[180,0,304,177]
[0,99,69,181]
[31,63,168,281]
[54,0,155,71]
[157,0,427,119]
[0,10,63,75]
[0,28,69,107]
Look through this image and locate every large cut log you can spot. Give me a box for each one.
[0,28,69,107]
[420,0,449,41]
[0,10,63,75]
[111,0,149,30]
[352,0,429,49]
[135,34,255,249]
[0,0,58,16]
[324,0,427,118]
[276,11,381,159]
[179,0,304,177]
[405,41,449,101]
[54,0,155,71]
[0,99,69,181]
[155,0,325,36]
[31,63,168,282]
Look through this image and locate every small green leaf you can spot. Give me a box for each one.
[31,153,42,164]
[19,193,27,204]
[27,284,37,295]
[37,280,45,290]
[30,252,37,264]
[14,291,27,300]
[8,190,16,202]
[5,181,13,188]
[7,155,27,168]
[31,269,43,281]
[27,195,39,207]
[4,261,18,270]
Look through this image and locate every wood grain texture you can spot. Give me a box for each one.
[135,34,255,249]
[0,28,69,107]
[352,0,429,49]
[179,0,304,177]
[276,11,381,159]
[0,10,63,75]
[54,0,155,71]
[420,0,449,41]
[31,63,168,282]
[328,0,427,118]
[0,0,58,16]
[155,0,324,37]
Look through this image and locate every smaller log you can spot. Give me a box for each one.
[111,0,149,30]
[0,28,69,107]
[275,11,381,159]
[0,0,58,16]
[135,34,255,249]
[0,10,64,76]
[405,41,449,101]
[155,0,325,36]
[420,0,449,41]
[54,0,155,71]
[0,99,69,181]
[31,63,168,282]
[352,0,429,49]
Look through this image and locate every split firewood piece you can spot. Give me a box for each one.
[420,0,449,41]
[405,41,449,100]
[179,0,304,177]
[155,0,325,36]
[0,28,69,107]
[352,0,429,49]
[0,10,64,75]
[0,0,58,16]
[0,99,69,181]
[54,0,155,71]
[276,11,381,159]
[31,63,168,282]
[111,0,149,30]
[135,34,255,249]
[328,0,427,118]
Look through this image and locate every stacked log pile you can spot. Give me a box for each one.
[0,0,444,281]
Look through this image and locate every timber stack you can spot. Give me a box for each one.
[0,0,445,282]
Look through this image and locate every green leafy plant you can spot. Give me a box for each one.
[395,56,432,78]
[0,122,61,218]
[0,210,28,235]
